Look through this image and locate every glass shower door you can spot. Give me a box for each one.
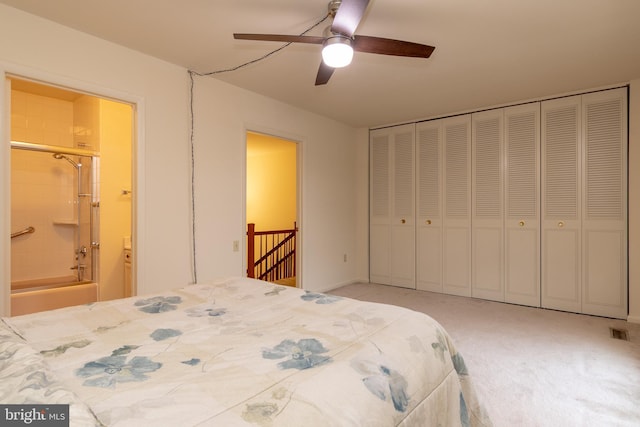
[10,147,98,289]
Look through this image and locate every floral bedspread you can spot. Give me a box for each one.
[1,277,491,426]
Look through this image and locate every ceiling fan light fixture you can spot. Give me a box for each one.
[322,36,353,68]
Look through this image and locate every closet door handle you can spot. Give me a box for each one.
[426,219,432,225]
[558,221,564,228]
[401,219,406,224]
[519,221,525,227]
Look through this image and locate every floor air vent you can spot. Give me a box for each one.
[609,327,629,341]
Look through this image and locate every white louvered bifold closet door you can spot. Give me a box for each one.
[541,88,628,318]
[443,115,472,297]
[472,109,504,301]
[416,120,443,292]
[541,95,582,313]
[504,103,540,307]
[369,124,416,288]
[370,131,391,284]
[581,88,627,318]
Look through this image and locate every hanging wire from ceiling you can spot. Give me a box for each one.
[187,13,330,284]
[190,12,330,77]
[188,70,198,284]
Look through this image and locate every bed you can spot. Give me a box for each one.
[1,277,492,426]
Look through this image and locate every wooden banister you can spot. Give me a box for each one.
[247,222,297,282]
[247,223,256,278]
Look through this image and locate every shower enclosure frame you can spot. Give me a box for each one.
[10,140,100,284]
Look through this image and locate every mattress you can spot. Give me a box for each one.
[1,277,491,426]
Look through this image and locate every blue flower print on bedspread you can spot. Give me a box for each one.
[431,329,448,363]
[451,353,469,376]
[181,358,201,366]
[150,328,182,341]
[262,338,332,370]
[185,305,227,317]
[135,296,182,313]
[265,286,286,297]
[460,392,471,427]
[76,355,162,388]
[351,359,409,412]
[300,291,342,304]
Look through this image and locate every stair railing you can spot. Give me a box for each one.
[247,222,297,282]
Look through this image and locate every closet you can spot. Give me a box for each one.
[541,89,627,318]
[415,115,471,297]
[369,87,628,319]
[471,103,541,306]
[370,124,415,288]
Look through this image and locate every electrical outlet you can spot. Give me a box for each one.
[233,240,239,252]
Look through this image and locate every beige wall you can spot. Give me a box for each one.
[246,132,297,231]
[98,99,132,301]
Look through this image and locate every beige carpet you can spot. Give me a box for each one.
[329,283,640,427]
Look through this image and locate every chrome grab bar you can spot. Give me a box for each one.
[11,226,35,239]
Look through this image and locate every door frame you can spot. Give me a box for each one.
[243,127,303,288]
[0,62,144,316]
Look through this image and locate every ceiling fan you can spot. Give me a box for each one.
[233,0,435,85]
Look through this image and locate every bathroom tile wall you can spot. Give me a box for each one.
[11,90,76,283]
[11,90,74,147]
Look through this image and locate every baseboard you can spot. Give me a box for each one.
[627,314,640,324]
[312,278,368,293]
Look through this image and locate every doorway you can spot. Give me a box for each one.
[8,77,134,315]
[246,131,298,287]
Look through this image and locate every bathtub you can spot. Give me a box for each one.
[11,276,99,316]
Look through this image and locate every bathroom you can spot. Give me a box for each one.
[9,77,133,315]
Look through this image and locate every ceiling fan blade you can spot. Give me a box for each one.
[315,62,335,86]
[331,0,370,37]
[352,35,435,58]
[234,33,325,45]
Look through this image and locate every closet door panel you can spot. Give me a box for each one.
[369,132,391,284]
[543,228,581,310]
[472,227,502,295]
[370,225,390,282]
[581,88,627,318]
[416,121,442,292]
[504,103,540,306]
[584,230,625,309]
[472,110,504,301]
[505,227,539,303]
[417,227,442,291]
[369,124,416,288]
[444,227,470,293]
[391,128,416,288]
[541,96,581,312]
[443,115,471,296]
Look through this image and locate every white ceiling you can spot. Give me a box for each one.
[2,0,640,128]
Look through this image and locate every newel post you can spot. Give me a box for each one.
[247,223,255,278]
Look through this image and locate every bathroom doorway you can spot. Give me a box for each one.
[246,131,299,287]
[8,77,134,315]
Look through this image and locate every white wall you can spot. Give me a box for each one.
[190,75,362,292]
[0,4,366,316]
